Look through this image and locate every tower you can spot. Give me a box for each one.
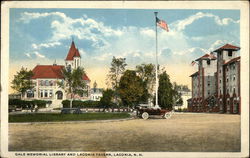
[65,41,81,71]
[213,44,240,113]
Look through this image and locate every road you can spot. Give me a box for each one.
[9,113,240,152]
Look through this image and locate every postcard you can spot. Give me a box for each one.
[1,1,249,158]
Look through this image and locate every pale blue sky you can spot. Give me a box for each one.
[9,9,240,88]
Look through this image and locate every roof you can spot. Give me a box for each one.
[32,65,90,81]
[65,41,81,60]
[213,44,240,52]
[82,74,90,81]
[223,56,240,65]
[32,65,64,79]
[195,53,216,61]
[190,71,199,77]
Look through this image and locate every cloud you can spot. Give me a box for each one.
[32,41,61,50]
[34,51,45,58]
[172,12,239,31]
[25,53,31,58]
[19,12,67,23]
[25,51,46,58]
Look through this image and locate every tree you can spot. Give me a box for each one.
[157,71,174,109]
[99,89,114,109]
[172,82,183,106]
[118,70,144,108]
[11,67,34,98]
[136,63,155,103]
[107,56,127,104]
[93,81,97,92]
[59,67,86,108]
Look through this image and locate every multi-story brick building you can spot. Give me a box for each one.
[188,53,217,112]
[213,44,240,114]
[188,44,240,114]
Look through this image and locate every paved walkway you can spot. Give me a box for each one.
[9,113,240,152]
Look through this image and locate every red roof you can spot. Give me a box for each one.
[214,44,240,52]
[82,74,90,81]
[32,65,64,79]
[32,65,90,81]
[195,53,216,61]
[65,41,81,60]
[223,56,240,65]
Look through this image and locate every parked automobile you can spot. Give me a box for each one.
[136,104,173,119]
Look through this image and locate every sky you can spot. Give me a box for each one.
[9,9,240,93]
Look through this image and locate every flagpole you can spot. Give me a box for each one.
[154,12,159,108]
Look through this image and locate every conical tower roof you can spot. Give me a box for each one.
[65,41,81,60]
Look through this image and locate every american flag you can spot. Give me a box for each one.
[156,17,169,32]
[191,61,196,66]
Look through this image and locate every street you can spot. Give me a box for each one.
[9,113,240,152]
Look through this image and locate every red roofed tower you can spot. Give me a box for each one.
[65,40,81,70]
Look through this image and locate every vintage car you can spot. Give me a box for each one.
[136,104,173,119]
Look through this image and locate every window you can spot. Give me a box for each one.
[44,90,48,97]
[208,90,210,95]
[40,90,43,98]
[233,64,235,70]
[219,69,221,73]
[228,50,232,57]
[45,80,49,86]
[50,81,53,86]
[49,90,53,98]
[219,89,222,95]
[226,78,229,82]
[207,81,210,86]
[27,90,34,98]
[207,60,210,65]
[220,79,221,83]
[233,75,236,81]
[227,89,229,94]
[233,87,236,94]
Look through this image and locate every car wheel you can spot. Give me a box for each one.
[163,112,171,119]
[142,112,149,120]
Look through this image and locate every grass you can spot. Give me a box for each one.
[9,113,130,123]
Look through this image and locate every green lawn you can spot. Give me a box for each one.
[9,113,131,123]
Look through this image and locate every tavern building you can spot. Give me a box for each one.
[23,41,91,108]
[188,44,241,114]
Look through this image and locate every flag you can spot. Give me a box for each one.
[191,61,196,66]
[156,17,169,32]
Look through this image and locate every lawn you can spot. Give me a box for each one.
[9,112,130,123]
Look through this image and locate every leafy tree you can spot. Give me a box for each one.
[118,70,144,108]
[58,67,86,108]
[99,89,114,109]
[11,67,34,98]
[136,63,155,103]
[172,82,183,106]
[107,56,127,103]
[93,81,97,92]
[157,71,174,109]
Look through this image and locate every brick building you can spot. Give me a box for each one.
[188,44,240,114]
[23,41,91,108]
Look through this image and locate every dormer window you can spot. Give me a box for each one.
[228,50,233,57]
[207,60,210,65]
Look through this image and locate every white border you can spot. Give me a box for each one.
[1,1,249,158]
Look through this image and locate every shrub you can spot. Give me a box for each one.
[62,100,100,108]
[9,99,51,109]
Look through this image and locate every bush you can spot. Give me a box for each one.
[62,100,100,108]
[9,99,51,109]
